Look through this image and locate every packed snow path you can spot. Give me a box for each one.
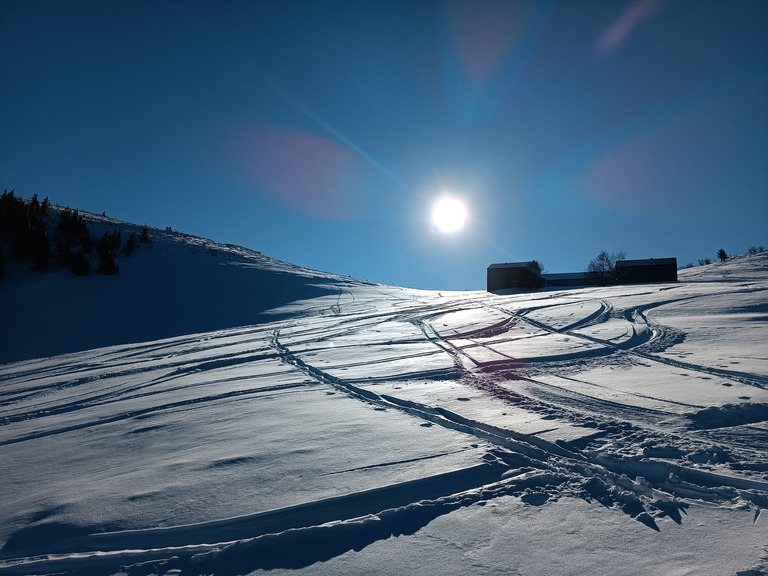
[1,252,767,575]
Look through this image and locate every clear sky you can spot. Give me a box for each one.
[2,0,766,290]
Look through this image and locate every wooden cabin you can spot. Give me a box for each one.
[487,261,542,292]
[615,258,677,284]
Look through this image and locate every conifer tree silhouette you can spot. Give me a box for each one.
[122,232,137,256]
[96,232,119,275]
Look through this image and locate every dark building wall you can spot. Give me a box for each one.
[616,258,677,284]
[542,274,598,287]
[488,257,677,293]
[487,264,540,291]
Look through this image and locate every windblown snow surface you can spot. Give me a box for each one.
[1,220,767,576]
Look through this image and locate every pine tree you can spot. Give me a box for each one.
[29,220,51,272]
[0,191,11,243]
[56,207,93,254]
[717,248,728,262]
[122,232,137,256]
[140,226,150,244]
[29,194,40,218]
[56,207,73,245]
[96,231,119,275]
[1,190,27,247]
[11,198,49,268]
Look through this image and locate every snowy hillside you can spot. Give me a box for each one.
[1,211,363,364]
[1,227,767,575]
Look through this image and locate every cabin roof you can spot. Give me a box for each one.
[487,261,538,270]
[617,257,677,267]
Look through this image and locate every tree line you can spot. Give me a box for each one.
[0,190,150,280]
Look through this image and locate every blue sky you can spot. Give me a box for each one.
[2,0,766,290]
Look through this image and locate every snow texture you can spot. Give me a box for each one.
[1,216,767,575]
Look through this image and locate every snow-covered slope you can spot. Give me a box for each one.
[1,233,767,575]
[1,212,363,364]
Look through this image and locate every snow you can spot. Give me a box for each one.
[1,218,767,575]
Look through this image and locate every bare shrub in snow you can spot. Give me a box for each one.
[586,250,625,285]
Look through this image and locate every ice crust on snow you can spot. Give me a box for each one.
[0,219,767,575]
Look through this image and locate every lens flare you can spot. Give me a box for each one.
[432,196,468,233]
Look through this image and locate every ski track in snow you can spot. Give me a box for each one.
[1,250,767,575]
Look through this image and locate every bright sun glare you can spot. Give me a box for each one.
[432,196,468,233]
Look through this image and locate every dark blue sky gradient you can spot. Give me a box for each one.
[2,0,766,289]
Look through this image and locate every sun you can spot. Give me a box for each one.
[432,196,468,233]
